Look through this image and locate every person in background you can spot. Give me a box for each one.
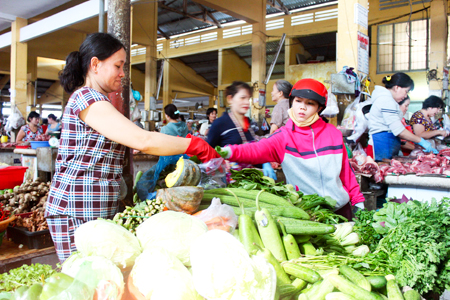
[368,73,437,161]
[186,119,195,135]
[398,96,415,155]
[270,80,293,134]
[160,104,188,137]
[207,81,276,180]
[17,111,43,142]
[409,95,449,139]
[45,114,61,134]
[220,79,365,219]
[41,118,48,133]
[45,33,219,262]
[200,107,217,136]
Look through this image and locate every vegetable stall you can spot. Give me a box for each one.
[0,158,449,300]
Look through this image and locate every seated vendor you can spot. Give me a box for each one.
[16,111,43,142]
[45,114,61,135]
[410,96,449,139]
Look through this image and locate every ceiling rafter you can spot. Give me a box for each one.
[267,0,290,15]
[157,25,171,39]
[192,1,222,28]
[158,2,218,27]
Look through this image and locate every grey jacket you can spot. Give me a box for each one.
[368,86,405,136]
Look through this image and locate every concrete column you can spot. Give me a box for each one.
[429,0,448,91]
[162,58,171,120]
[336,0,368,72]
[107,0,133,207]
[217,49,226,116]
[10,17,28,119]
[250,2,266,124]
[27,56,37,110]
[144,0,158,131]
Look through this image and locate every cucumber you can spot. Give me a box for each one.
[317,269,339,279]
[385,275,404,300]
[282,262,321,283]
[293,235,311,244]
[204,188,294,207]
[292,278,308,291]
[278,284,298,298]
[202,194,276,208]
[339,265,371,291]
[325,292,357,300]
[277,217,336,235]
[305,278,335,300]
[403,289,421,300]
[367,276,387,290]
[231,204,310,220]
[299,242,317,256]
[328,274,384,300]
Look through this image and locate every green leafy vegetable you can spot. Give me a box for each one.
[0,263,58,292]
[353,210,382,252]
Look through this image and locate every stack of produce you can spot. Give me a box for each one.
[353,197,450,296]
[0,179,49,215]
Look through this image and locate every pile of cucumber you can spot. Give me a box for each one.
[199,188,421,300]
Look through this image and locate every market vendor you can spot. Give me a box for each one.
[160,104,188,137]
[207,81,277,180]
[16,111,44,142]
[45,32,220,263]
[368,73,438,161]
[199,107,217,136]
[270,79,293,134]
[45,114,61,135]
[219,79,365,220]
[410,95,449,139]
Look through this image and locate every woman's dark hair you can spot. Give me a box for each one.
[274,80,293,99]
[42,118,48,125]
[422,95,444,109]
[398,95,410,106]
[206,107,217,124]
[382,73,414,91]
[164,104,180,120]
[47,114,57,121]
[179,114,185,122]
[225,81,252,98]
[59,33,125,94]
[27,111,40,122]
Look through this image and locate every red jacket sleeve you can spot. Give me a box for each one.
[340,146,365,206]
[229,130,284,165]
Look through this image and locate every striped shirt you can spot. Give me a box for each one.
[45,87,125,221]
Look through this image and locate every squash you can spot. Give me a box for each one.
[156,186,204,214]
[165,158,201,188]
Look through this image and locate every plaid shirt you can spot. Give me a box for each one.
[45,87,125,221]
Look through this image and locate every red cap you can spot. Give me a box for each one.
[290,79,328,107]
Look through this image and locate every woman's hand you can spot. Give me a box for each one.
[438,130,450,137]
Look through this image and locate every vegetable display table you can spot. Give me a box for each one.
[0,235,58,273]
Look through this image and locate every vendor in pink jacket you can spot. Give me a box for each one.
[222,79,365,219]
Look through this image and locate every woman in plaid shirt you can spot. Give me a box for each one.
[45,33,220,262]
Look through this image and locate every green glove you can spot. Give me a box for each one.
[39,273,74,300]
[11,284,42,300]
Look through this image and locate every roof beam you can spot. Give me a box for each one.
[267,0,291,15]
[192,2,222,28]
[158,2,218,27]
[157,25,171,39]
[192,0,264,24]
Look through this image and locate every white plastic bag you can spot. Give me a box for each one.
[5,106,25,132]
[341,95,361,130]
[321,89,339,117]
[193,197,238,232]
[443,114,450,132]
[347,97,373,142]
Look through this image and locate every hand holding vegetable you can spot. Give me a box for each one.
[262,163,277,181]
[184,134,221,163]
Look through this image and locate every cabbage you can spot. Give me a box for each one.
[62,253,124,299]
[190,230,276,300]
[74,219,142,269]
[136,211,207,266]
[130,247,204,300]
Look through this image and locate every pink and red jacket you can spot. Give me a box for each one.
[228,118,365,209]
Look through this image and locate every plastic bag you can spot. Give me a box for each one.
[193,197,238,232]
[197,157,227,190]
[443,114,450,132]
[347,97,373,142]
[4,106,25,132]
[136,154,188,201]
[341,95,361,130]
[321,89,339,117]
[352,143,367,166]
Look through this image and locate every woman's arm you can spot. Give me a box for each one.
[229,133,283,165]
[397,128,422,143]
[412,123,448,139]
[79,101,190,156]
[16,129,26,143]
[339,146,365,206]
